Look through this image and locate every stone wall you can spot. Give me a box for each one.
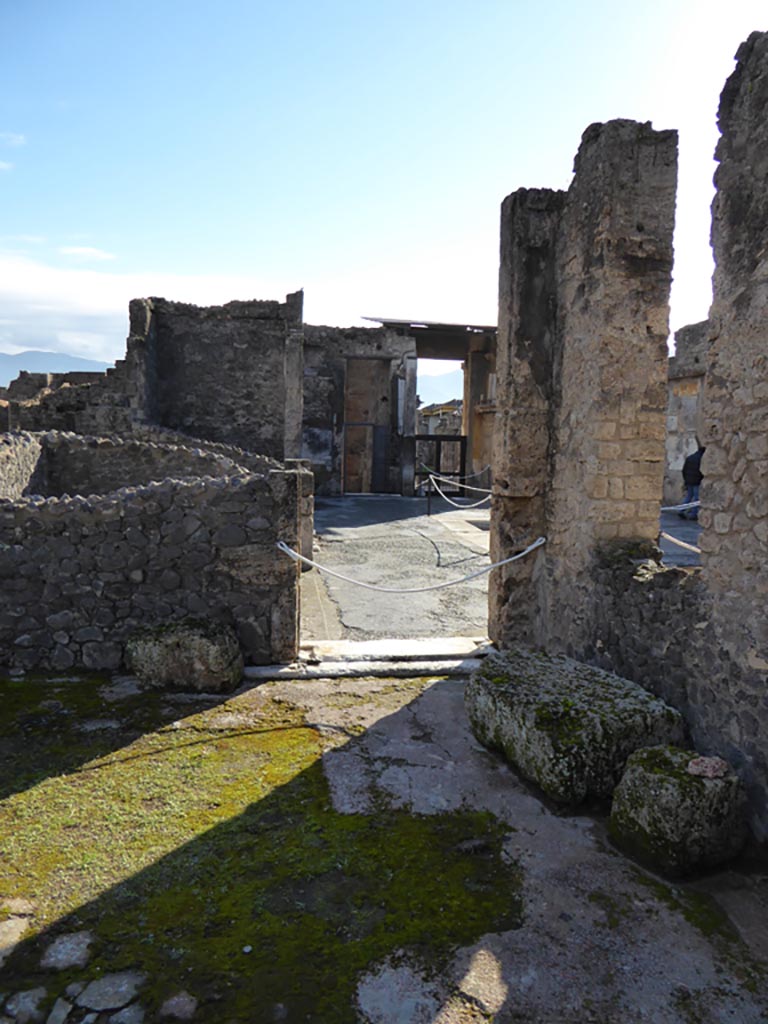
[0,434,44,500]
[491,121,677,653]
[664,320,708,504]
[32,433,250,499]
[143,294,304,459]
[7,294,305,464]
[0,432,302,670]
[302,325,417,494]
[696,31,768,831]
[489,38,768,836]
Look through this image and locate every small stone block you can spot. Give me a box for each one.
[465,648,685,804]
[609,745,748,877]
[125,619,243,693]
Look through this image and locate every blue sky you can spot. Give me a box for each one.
[1,1,766,381]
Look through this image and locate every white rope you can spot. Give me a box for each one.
[429,475,491,509]
[427,471,492,495]
[660,531,701,555]
[277,537,546,593]
[660,500,700,512]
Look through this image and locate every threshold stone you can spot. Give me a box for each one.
[465,648,685,804]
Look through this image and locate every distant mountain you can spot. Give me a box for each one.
[0,350,111,389]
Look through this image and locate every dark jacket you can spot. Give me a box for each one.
[682,447,706,486]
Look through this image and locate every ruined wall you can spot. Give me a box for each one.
[490,39,768,835]
[8,305,156,436]
[664,320,708,503]
[696,31,768,831]
[144,294,303,459]
[0,434,44,500]
[302,325,416,494]
[30,433,250,498]
[491,122,677,652]
[7,294,304,465]
[0,437,301,670]
[490,188,564,645]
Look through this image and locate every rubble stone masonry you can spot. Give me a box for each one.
[0,433,302,670]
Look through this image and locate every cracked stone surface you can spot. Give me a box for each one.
[268,675,768,1023]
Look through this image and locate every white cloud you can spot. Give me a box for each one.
[0,133,25,147]
[59,246,116,262]
[417,359,464,377]
[0,162,13,172]
[0,252,297,361]
[1,235,46,245]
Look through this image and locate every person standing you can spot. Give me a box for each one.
[680,444,706,520]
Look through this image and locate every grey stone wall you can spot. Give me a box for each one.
[588,554,767,840]
[491,121,678,654]
[6,293,305,465]
[0,433,301,670]
[145,294,304,459]
[33,433,251,499]
[664,321,708,504]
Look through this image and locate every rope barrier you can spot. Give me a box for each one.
[277,536,546,594]
[427,471,492,495]
[429,475,491,509]
[660,531,701,555]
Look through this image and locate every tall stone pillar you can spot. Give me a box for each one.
[699,32,768,812]
[490,121,677,654]
[490,189,564,647]
[544,120,677,654]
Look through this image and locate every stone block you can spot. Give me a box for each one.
[125,618,244,692]
[609,747,748,877]
[465,649,685,804]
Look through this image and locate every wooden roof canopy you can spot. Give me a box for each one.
[362,317,496,360]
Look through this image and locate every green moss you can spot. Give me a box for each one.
[587,889,632,929]
[533,699,584,749]
[0,675,524,1022]
[633,871,737,941]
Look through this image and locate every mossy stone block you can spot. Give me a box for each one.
[125,618,244,692]
[465,648,685,804]
[609,745,748,877]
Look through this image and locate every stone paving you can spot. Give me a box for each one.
[1,671,767,1023]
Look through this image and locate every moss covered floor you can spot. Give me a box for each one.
[0,673,522,1022]
[1,671,767,1024]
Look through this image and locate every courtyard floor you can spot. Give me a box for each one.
[1,668,766,1023]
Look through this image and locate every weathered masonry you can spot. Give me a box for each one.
[6,298,496,497]
[0,431,307,669]
[490,118,677,652]
[490,36,768,838]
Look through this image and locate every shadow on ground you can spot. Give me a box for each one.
[0,673,522,1022]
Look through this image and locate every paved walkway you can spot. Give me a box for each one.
[301,496,702,644]
[301,495,491,642]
